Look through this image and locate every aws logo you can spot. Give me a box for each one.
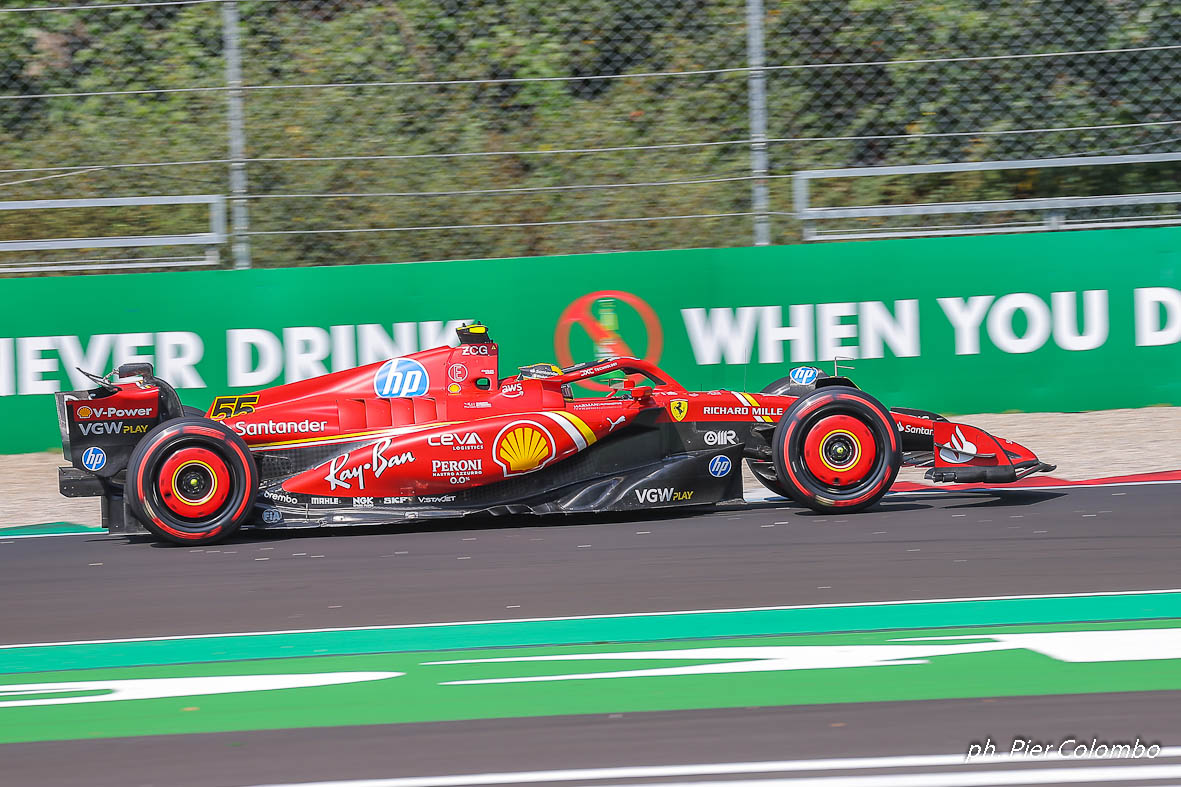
[494,420,556,476]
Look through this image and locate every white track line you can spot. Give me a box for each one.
[240,749,1181,787]
[889,478,1181,495]
[582,766,1181,787]
[2,588,1179,651]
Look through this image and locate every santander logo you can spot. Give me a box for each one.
[938,425,978,464]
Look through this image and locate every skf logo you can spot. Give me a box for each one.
[669,400,688,422]
[635,488,694,503]
[494,420,556,476]
[210,395,259,420]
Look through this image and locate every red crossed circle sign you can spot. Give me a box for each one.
[554,290,663,391]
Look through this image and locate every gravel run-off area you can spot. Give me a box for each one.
[2,407,1178,530]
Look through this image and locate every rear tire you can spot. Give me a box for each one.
[126,417,258,545]
[771,387,901,513]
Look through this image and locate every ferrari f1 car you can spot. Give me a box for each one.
[56,323,1054,545]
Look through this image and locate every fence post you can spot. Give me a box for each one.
[745,0,771,246]
[222,0,251,270]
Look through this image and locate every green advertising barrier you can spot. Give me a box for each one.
[1,226,1179,454]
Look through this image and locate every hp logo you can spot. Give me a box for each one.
[789,366,820,386]
[708,455,732,478]
[81,446,107,472]
[374,358,431,398]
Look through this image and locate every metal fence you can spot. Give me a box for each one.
[1,0,1179,271]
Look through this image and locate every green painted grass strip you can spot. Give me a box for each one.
[2,591,1179,675]
[0,523,101,536]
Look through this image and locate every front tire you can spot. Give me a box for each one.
[744,373,827,499]
[126,417,258,545]
[771,387,901,513]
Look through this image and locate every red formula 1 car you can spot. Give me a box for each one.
[56,323,1054,545]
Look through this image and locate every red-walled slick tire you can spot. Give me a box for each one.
[772,387,901,514]
[744,374,826,499]
[126,417,258,545]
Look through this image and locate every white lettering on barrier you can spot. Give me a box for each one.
[1052,290,1109,352]
[861,299,920,359]
[818,302,859,361]
[227,328,283,388]
[756,305,815,364]
[682,306,761,365]
[155,332,206,388]
[939,291,1114,356]
[683,302,920,365]
[1135,287,1181,347]
[284,326,332,383]
[937,295,994,356]
[16,336,59,395]
[988,293,1052,354]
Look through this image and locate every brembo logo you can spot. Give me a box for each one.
[263,490,299,505]
[76,405,153,420]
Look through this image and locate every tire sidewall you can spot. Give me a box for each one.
[745,373,831,499]
[126,416,257,545]
[772,386,901,512]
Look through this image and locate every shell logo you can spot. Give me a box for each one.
[76,406,93,419]
[494,421,556,476]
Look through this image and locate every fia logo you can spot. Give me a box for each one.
[708,455,732,478]
[789,366,820,386]
[81,446,107,472]
[374,358,430,398]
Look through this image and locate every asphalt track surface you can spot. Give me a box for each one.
[2,481,1179,787]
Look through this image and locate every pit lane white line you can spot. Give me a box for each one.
[2,587,1179,651]
[241,749,1181,787]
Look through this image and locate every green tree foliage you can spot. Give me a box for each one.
[1,0,1178,268]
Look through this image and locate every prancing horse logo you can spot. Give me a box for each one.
[669,400,688,422]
